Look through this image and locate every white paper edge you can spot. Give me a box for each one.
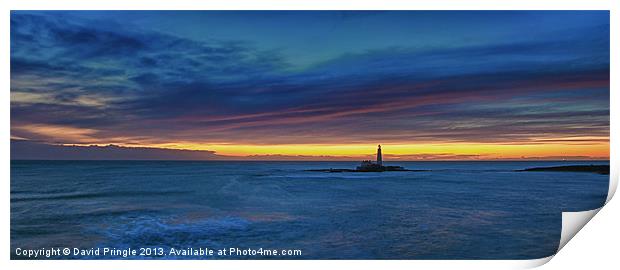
[1,1,617,270]
[558,208,602,252]
[552,160,617,259]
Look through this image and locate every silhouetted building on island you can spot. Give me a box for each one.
[307,144,409,172]
[356,145,406,172]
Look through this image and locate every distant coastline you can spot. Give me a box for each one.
[517,165,610,175]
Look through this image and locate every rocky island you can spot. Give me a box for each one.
[307,145,425,173]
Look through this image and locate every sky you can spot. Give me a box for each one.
[10,11,610,160]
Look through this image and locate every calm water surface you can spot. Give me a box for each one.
[10,161,609,259]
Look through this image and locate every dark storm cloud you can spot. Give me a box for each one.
[10,11,609,146]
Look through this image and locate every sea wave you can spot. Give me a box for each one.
[90,215,251,259]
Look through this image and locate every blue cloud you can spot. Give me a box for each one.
[10,11,610,146]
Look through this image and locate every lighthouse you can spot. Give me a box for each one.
[353,144,405,171]
[377,145,383,166]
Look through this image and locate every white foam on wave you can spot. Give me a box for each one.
[92,215,252,258]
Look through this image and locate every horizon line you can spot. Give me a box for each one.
[10,159,611,162]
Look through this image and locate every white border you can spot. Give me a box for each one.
[2,1,617,269]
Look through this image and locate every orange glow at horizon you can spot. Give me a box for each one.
[15,123,609,160]
[65,141,610,160]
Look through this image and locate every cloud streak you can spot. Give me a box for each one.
[10,11,610,158]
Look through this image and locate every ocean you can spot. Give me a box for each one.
[10,160,609,259]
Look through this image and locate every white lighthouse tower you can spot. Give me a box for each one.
[377,145,383,166]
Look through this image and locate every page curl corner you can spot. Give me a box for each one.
[557,207,602,253]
